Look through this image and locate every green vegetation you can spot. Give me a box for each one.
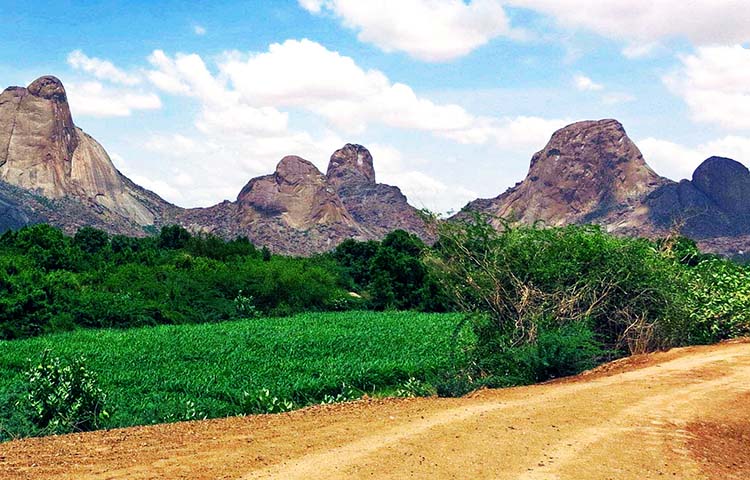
[424,214,750,393]
[0,311,468,441]
[15,351,108,436]
[0,225,442,340]
[1,218,749,440]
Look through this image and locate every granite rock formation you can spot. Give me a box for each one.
[326,144,433,241]
[178,147,433,255]
[0,76,177,232]
[462,120,750,256]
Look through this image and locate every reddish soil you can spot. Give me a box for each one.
[1,340,748,480]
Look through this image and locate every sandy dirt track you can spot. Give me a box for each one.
[1,340,749,480]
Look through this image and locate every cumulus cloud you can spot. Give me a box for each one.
[67,50,142,86]
[664,45,750,130]
[573,74,603,91]
[639,135,750,180]
[65,81,161,117]
[509,0,750,54]
[147,39,566,150]
[65,50,164,117]
[193,25,207,35]
[299,0,520,61]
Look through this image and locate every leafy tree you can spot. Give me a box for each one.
[158,225,191,249]
[331,239,379,290]
[73,227,110,254]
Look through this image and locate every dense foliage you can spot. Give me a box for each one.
[0,311,468,440]
[0,225,443,340]
[425,214,750,392]
[330,230,449,311]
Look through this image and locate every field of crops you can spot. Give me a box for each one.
[0,311,468,437]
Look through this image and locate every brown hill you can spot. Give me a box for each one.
[0,76,177,232]
[0,76,430,254]
[462,119,750,256]
[178,146,432,254]
[327,144,434,242]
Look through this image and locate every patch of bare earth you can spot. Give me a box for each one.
[686,391,750,480]
[1,339,748,480]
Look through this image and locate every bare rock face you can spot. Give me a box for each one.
[326,144,433,241]
[237,155,357,229]
[462,119,750,257]
[178,145,435,254]
[0,77,78,197]
[692,157,750,215]
[326,143,376,187]
[464,120,668,231]
[0,76,176,230]
[178,155,367,255]
[646,156,750,241]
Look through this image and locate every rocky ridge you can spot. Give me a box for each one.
[462,119,750,256]
[3,75,750,256]
[0,76,430,254]
[0,76,179,233]
[177,147,431,254]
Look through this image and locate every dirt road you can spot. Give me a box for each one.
[2,340,749,480]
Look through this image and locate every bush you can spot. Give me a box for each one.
[684,258,750,340]
[16,351,108,435]
[427,215,690,354]
[475,320,603,386]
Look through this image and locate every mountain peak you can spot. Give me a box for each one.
[0,75,166,226]
[326,143,376,186]
[464,119,668,227]
[27,76,68,101]
[275,155,325,185]
[692,156,750,214]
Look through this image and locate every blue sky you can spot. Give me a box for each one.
[2,0,749,213]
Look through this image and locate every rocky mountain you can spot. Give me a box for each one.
[4,75,749,256]
[178,155,367,255]
[326,144,433,241]
[178,146,431,255]
[0,76,430,254]
[0,76,178,233]
[462,119,750,256]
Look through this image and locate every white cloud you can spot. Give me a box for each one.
[664,45,750,130]
[447,116,569,149]
[66,81,161,117]
[148,39,565,150]
[638,138,706,180]
[509,1,750,53]
[147,49,290,136]
[194,25,207,35]
[67,50,141,86]
[299,0,520,61]
[573,74,603,91]
[639,135,750,180]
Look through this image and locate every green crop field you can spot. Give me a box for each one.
[0,311,468,438]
